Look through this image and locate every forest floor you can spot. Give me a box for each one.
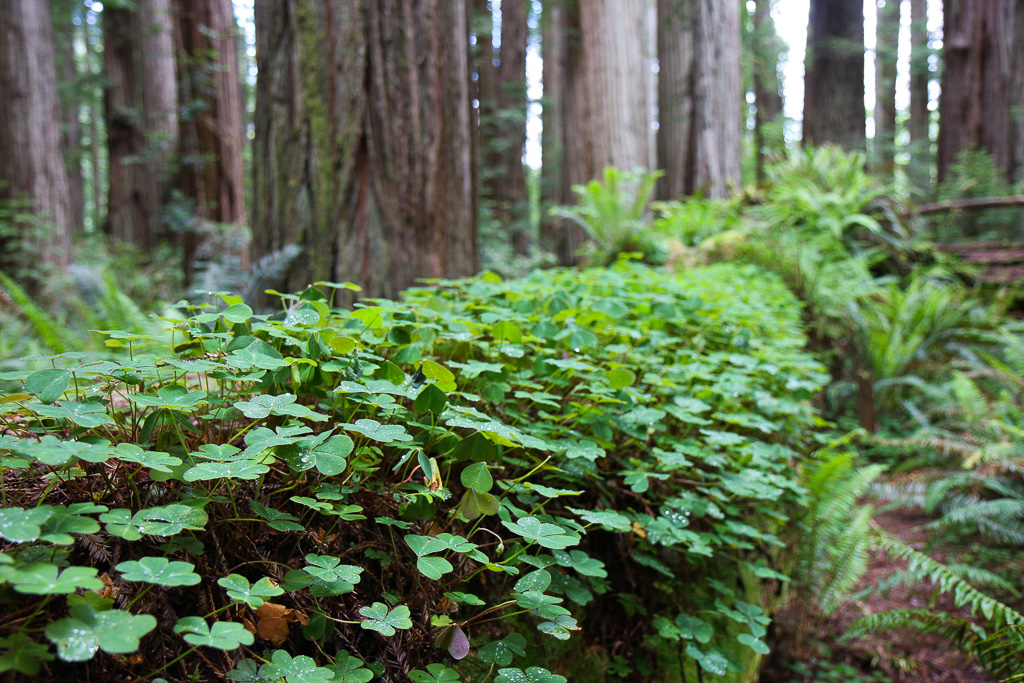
[763,508,995,683]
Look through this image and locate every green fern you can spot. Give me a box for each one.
[0,272,76,353]
[792,448,886,615]
[849,534,1024,679]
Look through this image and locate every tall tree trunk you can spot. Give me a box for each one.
[253,0,477,299]
[173,0,247,285]
[1010,1,1024,185]
[138,0,179,227]
[494,0,530,252]
[874,0,900,178]
[540,0,571,259]
[657,0,742,200]
[84,7,104,225]
[173,0,246,225]
[907,0,930,188]
[803,0,866,151]
[104,3,176,251]
[752,0,785,184]
[937,0,1022,184]
[53,0,85,234]
[0,0,73,277]
[476,0,529,253]
[541,0,650,263]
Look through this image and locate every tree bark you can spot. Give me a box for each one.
[937,0,1023,184]
[540,0,571,259]
[495,0,530,252]
[752,0,785,184]
[540,0,651,263]
[53,0,85,234]
[173,0,246,225]
[803,0,866,151]
[253,0,478,299]
[138,0,179,217]
[657,0,742,200]
[907,0,930,188]
[874,0,900,178]
[476,0,529,253]
[0,0,73,276]
[104,2,177,251]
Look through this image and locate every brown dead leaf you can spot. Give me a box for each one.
[254,602,309,646]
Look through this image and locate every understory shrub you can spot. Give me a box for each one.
[0,259,827,681]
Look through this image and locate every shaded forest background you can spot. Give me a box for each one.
[3,0,1023,302]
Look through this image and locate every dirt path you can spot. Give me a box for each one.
[763,509,992,682]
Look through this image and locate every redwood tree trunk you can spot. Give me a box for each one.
[803,0,866,151]
[657,0,742,200]
[53,0,85,234]
[752,0,784,184]
[541,0,651,263]
[173,0,246,225]
[936,0,1023,184]
[907,0,930,188]
[494,0,529,252]
[104,1,178,251]
[253,0,477,299]
[874,0,900,178]
[0,0,73,276]
[540,0,571,259]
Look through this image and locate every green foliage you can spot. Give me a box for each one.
[0,259,826,678]
[551,168,665,264]
[934,146,1023,242]
[790,444,885,616]
[847,535,1024,679]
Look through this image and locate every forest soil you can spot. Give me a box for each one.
[762,509,994,682]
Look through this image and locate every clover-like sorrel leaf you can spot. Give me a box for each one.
[460,461,493,493]
[358,603,412,636]
[502,516,580,550]
[134,504,208,536]
[342,419,412,443]
[278,432,353,476]
[494,667,567,683]
[39,507,101,545]
[327,650,374,683]
[478,633,527,666]
[410,663,461,683]
[10,564,103,595]
[233,393,327,422]
[435,624,470,660]
[45,596,156,661]
[416,556,454,580]
[11,435,115,467]
[250,501,303,532]
[265,650,335,683]
[116,557,200,586]
[112,444,182,473]
[0,506,53,543]
[0,633,54,675]
[459,489,500,521]
[174,617,254,650]
[183,459,269,482]
[127,384,207,410]
[552,549,608,578]
[568,507,632,532]
[221,303,254,324]
[218,574,284,608]
[24,368,71,404]
[34,401,113,428]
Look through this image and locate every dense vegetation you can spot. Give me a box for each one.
[3,149,1024,682]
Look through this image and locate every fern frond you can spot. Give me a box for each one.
[874,535,1024,626]
[0,272,75,352]
[846,608,986,652]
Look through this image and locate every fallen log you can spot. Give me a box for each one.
[916,195,1024,215]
